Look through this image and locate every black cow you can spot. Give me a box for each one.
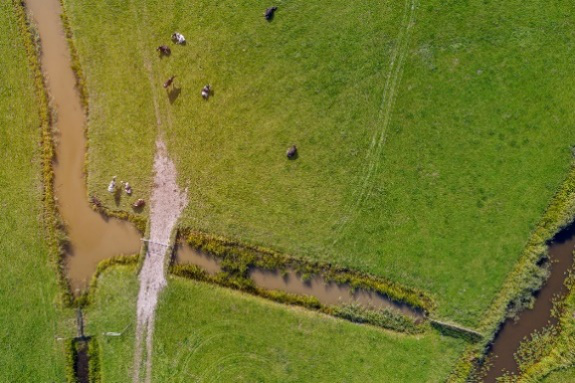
[264,6,277,21]
[286,145,297,159]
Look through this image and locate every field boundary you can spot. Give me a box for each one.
[448,163,575,382]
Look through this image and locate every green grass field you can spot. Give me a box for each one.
[0,2,72,379]
[62,0,575,327]
[85,266,139,382]
[152,277,467,382]
[85,269,466,382]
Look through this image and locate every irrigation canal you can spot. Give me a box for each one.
[25,0,141,293]
[175,242,422,320]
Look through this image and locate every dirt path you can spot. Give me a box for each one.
[133,140,187,383]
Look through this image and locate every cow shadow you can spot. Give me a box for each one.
[168,86,181,104]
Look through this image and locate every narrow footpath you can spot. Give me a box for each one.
[133,140,187,383]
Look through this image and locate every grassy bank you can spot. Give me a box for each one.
[85,266,139,383]
[0,1,74,379]
[62,0,575,328]
[149,276,466,382]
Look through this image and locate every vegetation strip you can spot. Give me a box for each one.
[179,229,433,313]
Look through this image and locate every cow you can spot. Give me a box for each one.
[286,145,297,159]
[171,32,186,44]
[264,6,278,21]
[156,45,171,56]
[201,84,211,100]
[163,75,176,89]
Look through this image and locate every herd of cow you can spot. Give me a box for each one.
[155,6,297,159]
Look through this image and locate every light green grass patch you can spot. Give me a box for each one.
[152,276,467,382]
[62,0,575,327]
[0,2,72,379]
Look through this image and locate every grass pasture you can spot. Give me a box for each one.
[150,276,466,382]
[0,2,72,379]
[61,0,575,330]
[85,266,139,382]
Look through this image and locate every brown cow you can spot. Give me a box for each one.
[156,45,171,56]
[163,75,176,89]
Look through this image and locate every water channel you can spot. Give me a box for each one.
[25,0,141,293]
[482,222,575,381]
[175,242,422,320]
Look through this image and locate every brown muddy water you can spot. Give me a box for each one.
[482,223,575,382]
[25,0,141,292]
[174,243,422,320]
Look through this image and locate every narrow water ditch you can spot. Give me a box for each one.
[24,0,143,381]
[25,0,141,293]
[174,242,422,320]
[482,222,575,382]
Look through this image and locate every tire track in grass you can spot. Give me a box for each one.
[333,0,418,240]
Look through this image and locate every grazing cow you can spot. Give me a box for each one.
[286,145,297,159]
[107,176,116,193]
[124,182,133,195]
[156,45,171,56]
[91,196,102,208]
[201,84,211,100]
[133,199,145,208]
[163,75,176,89]
[171,32,186,44]
[264,6,277,20]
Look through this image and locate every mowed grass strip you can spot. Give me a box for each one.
[150,277,466,383]
[0,2,72,379]
[63,0,575,326]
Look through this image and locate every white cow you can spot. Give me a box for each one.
[171,32,186,44]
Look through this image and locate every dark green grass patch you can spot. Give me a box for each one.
[152,277,467,383]
[62,0,575,328]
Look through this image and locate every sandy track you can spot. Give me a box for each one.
[133,140,187,383]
